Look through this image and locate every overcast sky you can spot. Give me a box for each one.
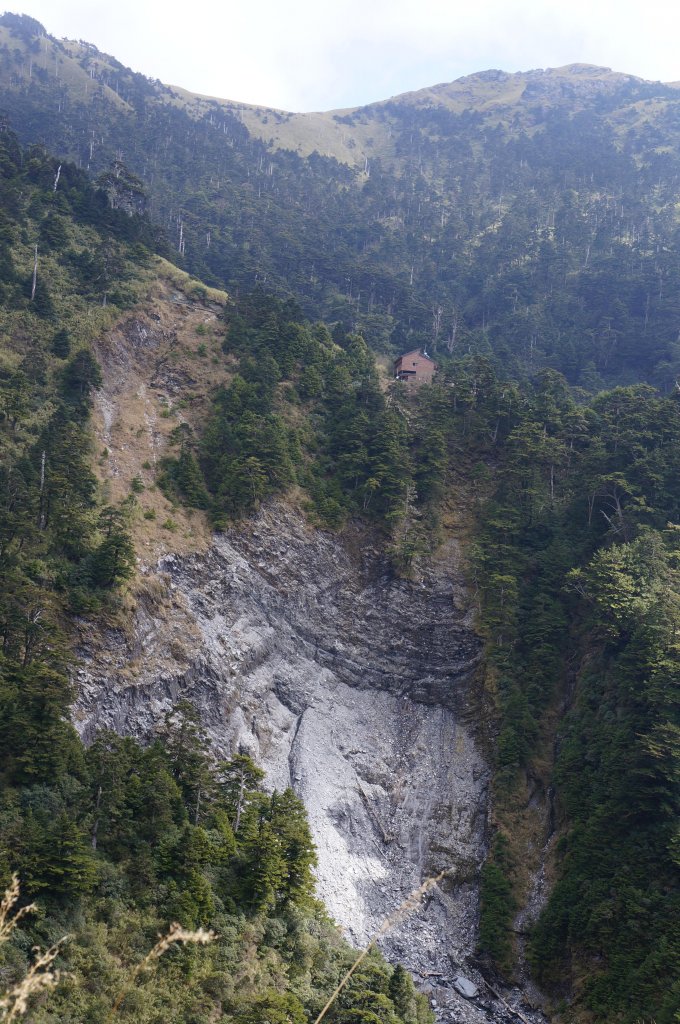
[14,1,680,111]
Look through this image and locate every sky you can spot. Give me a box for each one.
[12,0,680,111]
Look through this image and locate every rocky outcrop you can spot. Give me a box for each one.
[74,502,547,1023]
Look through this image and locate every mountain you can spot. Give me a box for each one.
[0,12,679,1024]
[0,119,442,1024]
[213,63,680,165]
[3,13,680,387]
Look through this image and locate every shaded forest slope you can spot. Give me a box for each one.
[3,14,680,386]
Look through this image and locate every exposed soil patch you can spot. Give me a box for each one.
[91,275,231,559]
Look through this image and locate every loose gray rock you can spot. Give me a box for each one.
[454,976,480,999]
[73,502,548,1023]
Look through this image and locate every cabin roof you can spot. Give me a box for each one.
[394,348,435,364]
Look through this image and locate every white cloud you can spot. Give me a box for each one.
[15,0,680,110]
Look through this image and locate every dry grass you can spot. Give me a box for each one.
[313,869,451,1024]
[0,874,70,1022]
[0,877,34,944]
[109,922,216,1017]
[0,940,69,1023]
[0,876,216,1021]
[90,277,232,559]
[0,864,463,1022]
[0,30,130,113]
[154,257,229,306]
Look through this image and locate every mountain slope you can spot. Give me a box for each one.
[1,16,679,1024]
[0,122,443,1024]
[4,15,680,386]
[227,63,680,165]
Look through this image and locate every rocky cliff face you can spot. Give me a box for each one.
[74,503,546,1023]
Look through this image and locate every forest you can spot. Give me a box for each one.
[0,128,433,1022]
[3,13,680,390]
[0,14,678,1024]
[180,295,679,1022]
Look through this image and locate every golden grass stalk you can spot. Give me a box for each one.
[0,938,69,1023]
[0,876,36,945]
[109,922,217,1016]
[313,869,451,1024]
[0,874,70,1022]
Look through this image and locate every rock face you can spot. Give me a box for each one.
[74,502,547,1023]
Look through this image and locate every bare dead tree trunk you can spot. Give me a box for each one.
[91,786,102,849]
[482,980,532,1024]
[38,450,47,530]
[23,606,43,667]
[446,309,460,353]
[53,164,61,191]
[432,304,443,349]
[233,771,246,834]
[30,245,38,301]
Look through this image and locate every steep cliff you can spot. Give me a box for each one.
[62,281,553,1023]
[75,503,481,947]
[73,505,552,1022]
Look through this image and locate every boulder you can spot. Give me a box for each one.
[453,975,479,999]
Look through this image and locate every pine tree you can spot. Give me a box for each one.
[50,327,71,359]
[218,754,264,833]
[163,701,215,824]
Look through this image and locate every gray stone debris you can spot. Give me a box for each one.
[453,975,479,999]
[73,502,548,1024]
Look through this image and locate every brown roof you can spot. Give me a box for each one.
[394,349,435,364]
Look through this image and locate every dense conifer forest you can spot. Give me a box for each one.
[4,13,680,389]
[0,13,678,1024]
[178,295,680,1023]
[0,127,434,1023]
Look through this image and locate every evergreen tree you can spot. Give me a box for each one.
[50,328,71,359]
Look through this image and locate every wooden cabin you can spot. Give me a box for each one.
[394,349,436,384]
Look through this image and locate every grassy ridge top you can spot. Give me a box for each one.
[3,13,680,167]
[6,13,680,388]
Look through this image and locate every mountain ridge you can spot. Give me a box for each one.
[190,63,661,165]
[2,12,680,166]
[6,11,680,388]
[171,63,662,117]
[6,11,680,387]
[0,15,679,1024]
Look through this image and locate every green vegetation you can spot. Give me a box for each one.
[0,24,679,1023]
[0,692,433,1023]
[0,126,432,1023]
[4,22,680,390]
[160,292,428,538]
[424,363,680,1022]
[159,296,679,1019]
[0,125,156,637]
[478,833,517,972]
